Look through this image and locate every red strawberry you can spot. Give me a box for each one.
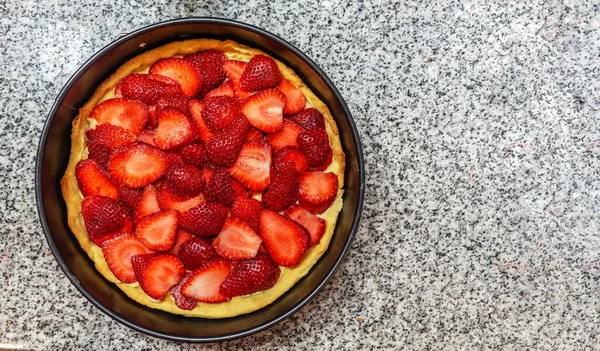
[156,182,206,213]
[75,159,118,199]
[170,272,197,310]
[307,148,332,171]
[164,150,185,168]
[90,98,149,135]
[246,128,264,142]
[81,195,129,244]
[205,116,250,168]
[102,234,152,283]
[298,171,338,214]
[179,202,228,237]
[153,107,195,150]
[273,146,309,173]
[117,185,142,214]
[154,94,189,115]
[266,119,302,150]
[213,217,262,260]
[134,184,160,223]
[285,204,326,247]
[220,255,280,298]
[133,254,185,300]
[204,169,237,206]
[87,141,110,168]
[230,141,271,191]
[188,99,214,142]
[164,164,204,196]
[259,210,310,267]
[179,142,205,168]
[277,79,306,114]
[181,258,232,302]
[136,129,156,146]
[115,74,182,105]
[297,128,332,169]
[202,96,240,132]
[205,80,234,98]
[177,237,216,270]
[240,55,282,92]
[87,123,136,150]
[108,143,168,189]
[262,160,299,211]
[202,168,214,184]
[183,50,228,95]
[149,58,204,97]
[287,108,326,130]
[241,89,285,133]
[170,229,195,255]
[231,178,249,198]
[222,60,254,101]
[231,197,264,233]
[89,216,133,247]
[135,210,179,251]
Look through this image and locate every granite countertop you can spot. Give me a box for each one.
[1,0,599,349]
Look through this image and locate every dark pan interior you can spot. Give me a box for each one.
[36,18,364,342]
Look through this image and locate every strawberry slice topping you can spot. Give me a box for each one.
[75,159,118,199]
[156,182,206,213]
[169,229,195,255]
[87,123,136,150]
[245,128,265,142]
[231,197,264,233]
[259,210,310,267]
[262,160,299,211]
[149,58,204,98]
[135,210,179,251]
[133,254,185,300]
[213,217,263,260]
[81,195,129,245]
[170,272,197,310]
[298,171,338,214]
[188,99,214,143]
[241,89,285,133]
[240,55,282,92]
[148,94,190,129]
[285,204,326,247]
[230,141,272,191]
[177,237,216,270]
[222,60,254,101]
[179,142,205,168]
[272,146,309,174]
[287,108,326,130]
[164,164,204,197]
[136,129,156,146]
[277,79,306,114]
[266,119,302,150]
[181,258,232,303]
[154,107,195,150]
[90,98,149,135]
[108,143,168,189]
[117,185,143,215]
[115,74,182,105]
[205,80,234,98]
[87,141,110,168]
[134,184,161,223]
[297,128,333,169]
[205,116,250,168]
[204,169,237,206]
[102,234,152,283]
[202,96,241,132]
[220,255,280,298]
[183,50,228,95]
[179,202,228,237]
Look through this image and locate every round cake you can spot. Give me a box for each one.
[61,39,345,318]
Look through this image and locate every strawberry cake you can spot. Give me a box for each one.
[61,39,345,318]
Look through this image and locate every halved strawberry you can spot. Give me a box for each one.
[220,255,280,298]
[202,96,240,132]
[156,182,206,213]
[136,129,156,146]
[153,107,195,150]
[102,234,152,283]
[164,150,185,168]
[90,98,149,135]
[181,258,232,303]
[285,204,326,247]
[183,50,228,95]
[149,58,204,98]
[81,195,128,244]
[213,217,263,260]
[298,171,338,214]
[179,142,205,168]
[273,146,309,173]
[135,210,178,251]
[164,164,204,197]
[287,108,326,130]
[188,99,214,142]
[177,237,216,270]
[277,79,306,114]
[266,119,302,150]
[241,89,285,133]
[134,254,185,300]
[134,184,161,223]
[117,185,142,214]
[115,74,182,105]
[205,116,250,168]
[179,202,228,237]
[153,94,189,116]
[296,128,332,169]
[75,159,118,199]
[259,210,310,267]
[231,197,264,233]
[230,141,271,191]
[87,141,110,168]
[240,55,282,92]
[87,123,136,150]
[169,229,195,255]
[108,143,168,189]
[231,178,249,198]
[222,60,254,101]
[170,272,197,310]
[262,160,299,211]
[246,128,264,142]
[205,80,234,98]
[204,169,237,206]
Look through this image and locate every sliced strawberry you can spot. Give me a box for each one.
[181,258,232,303]
[183,50,228,95]
[170,229,195,255]
[240,55,282,92]
[156,182,206,213]
[285,204,326,247]
[102,234,152,283]
[87,141,110,168]
[75,159,118,199]
[222,60,254,101]
[115,74,182,105]
[136,129,156,146]
[231,178,249,198]
[135,210,178,251]
[117,185,142,214]
[204,169,237,206]
[298,171,338,214]
[205,80,234,98]
[266,119,302,150]
[202,96,240,132]
[170,271,197,310]
[90,98,149,135]
[205,116,250,168]
[164,151,185,168]
[153,107,195,150]
[259,210,310,267]
[246,128,264,142]
[134,184,160,223]
[297,128,333,169]
[108,143,168,189]
[153,94,189,116]
[277,79,306,114]
[241,89,285,133]
[149,58,204,98]
[164,164,204,197]
[231,197,264,233]
[307,148,333,171]
[134,254,185,300]
[220,255,280,298]
[81,195,128,244]
[262,160,299,211]
[213,217,262,260]
[230,141,271,191]
[188,99,214,143]
[179,202,228,237]
[87,123,136,150]
[202,168,214,184]
[287,108,326,130]
[179,142,205,168]
[273,146,309,173]
[177,237,216,270]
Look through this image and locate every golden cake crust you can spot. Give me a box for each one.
[61,39,345,318]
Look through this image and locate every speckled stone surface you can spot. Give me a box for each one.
[1,0,599,349]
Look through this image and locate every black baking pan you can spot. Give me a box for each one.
[35,17,364,342]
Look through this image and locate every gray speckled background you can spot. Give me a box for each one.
[1,0,599,349]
